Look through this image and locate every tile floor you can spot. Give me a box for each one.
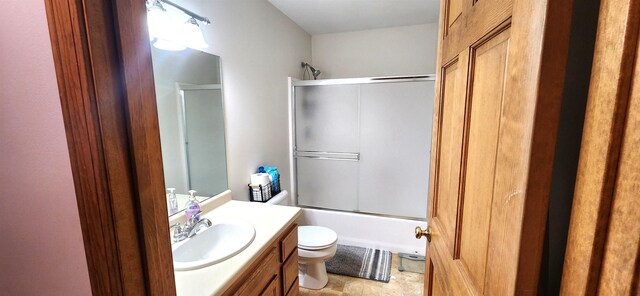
[299,253,424,296]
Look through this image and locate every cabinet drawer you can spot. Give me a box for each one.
[281,250,299,293]
[233,247,278,296]
[285,279,299,296]
[280,224,298,262]
[260,276,279,296]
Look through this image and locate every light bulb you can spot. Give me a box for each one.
[180,18,208,49]
[147,4,185,50]
[147,6,169,40]
[153,39,187,51]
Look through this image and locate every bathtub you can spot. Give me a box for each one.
[296,208,428,256]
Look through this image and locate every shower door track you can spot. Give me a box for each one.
[294,151,360,161]
[291,74,435,87]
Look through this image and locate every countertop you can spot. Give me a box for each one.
[173,198,301,296]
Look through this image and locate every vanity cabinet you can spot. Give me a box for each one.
[280,225,299,296]
[223,223,299,296]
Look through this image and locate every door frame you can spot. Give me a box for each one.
[561,0,640,293]
[44,0,174,294]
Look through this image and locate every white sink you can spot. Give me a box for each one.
[172,221,256,271]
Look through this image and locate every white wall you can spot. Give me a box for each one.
[312,23,438,78]
[164,2,436,201]
[0,1,92,295]
[176,0,312,200]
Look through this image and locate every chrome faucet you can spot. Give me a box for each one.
[186,218,212,238]
[169,212,212,243]
[170,223,187,243]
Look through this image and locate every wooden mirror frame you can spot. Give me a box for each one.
[44,0,175,294]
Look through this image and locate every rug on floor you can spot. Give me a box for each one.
[325,244,392,283]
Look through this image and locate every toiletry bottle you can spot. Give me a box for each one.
[184,190,201,222]
[167,188,178,214]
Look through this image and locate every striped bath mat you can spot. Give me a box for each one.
[325,244,392,282]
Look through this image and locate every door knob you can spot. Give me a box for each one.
[415,226,432,242]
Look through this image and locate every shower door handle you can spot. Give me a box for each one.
[294,151,360,161]
[415,226,432,242]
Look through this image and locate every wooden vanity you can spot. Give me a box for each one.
[223,223,299,296]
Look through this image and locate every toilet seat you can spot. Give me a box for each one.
[298,226,338,250]
[297,243,337,262]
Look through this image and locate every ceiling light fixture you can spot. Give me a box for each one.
[146,0,210,51]
[180,18,209,49]
[146,0,169,40]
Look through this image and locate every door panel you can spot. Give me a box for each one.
[425,0,573,294]
[446,0,463,29]
[434,58,466,256]
[459,27,510,291]
[427,231,475,295]
[439,0,512,64]
[431,263,449,296]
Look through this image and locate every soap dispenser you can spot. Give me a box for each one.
[167,188,178,214]
[184,190,201,222]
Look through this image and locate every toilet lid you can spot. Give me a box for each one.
[298,226,338,250]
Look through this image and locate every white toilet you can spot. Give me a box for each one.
[266,191,338,289]
[297,226,338,289]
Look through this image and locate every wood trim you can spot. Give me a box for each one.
[45,0,175,294]
[561,0,640,294]
[45,1,127,293]
[512,0,574,293]
[111,0,176,294]
[596,45,640,294]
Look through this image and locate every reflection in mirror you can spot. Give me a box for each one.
[150,46,228,216]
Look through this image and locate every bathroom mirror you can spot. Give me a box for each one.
[150,46,229,216]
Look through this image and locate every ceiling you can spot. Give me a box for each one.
[268,0,440,35]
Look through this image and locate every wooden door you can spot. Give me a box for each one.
[561,0,640,294]
[424,0,574,294]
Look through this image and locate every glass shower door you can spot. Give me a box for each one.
[294,84,360,211]
[182,87,228,197]
[293,78,435,219]
[357,81,433,218]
